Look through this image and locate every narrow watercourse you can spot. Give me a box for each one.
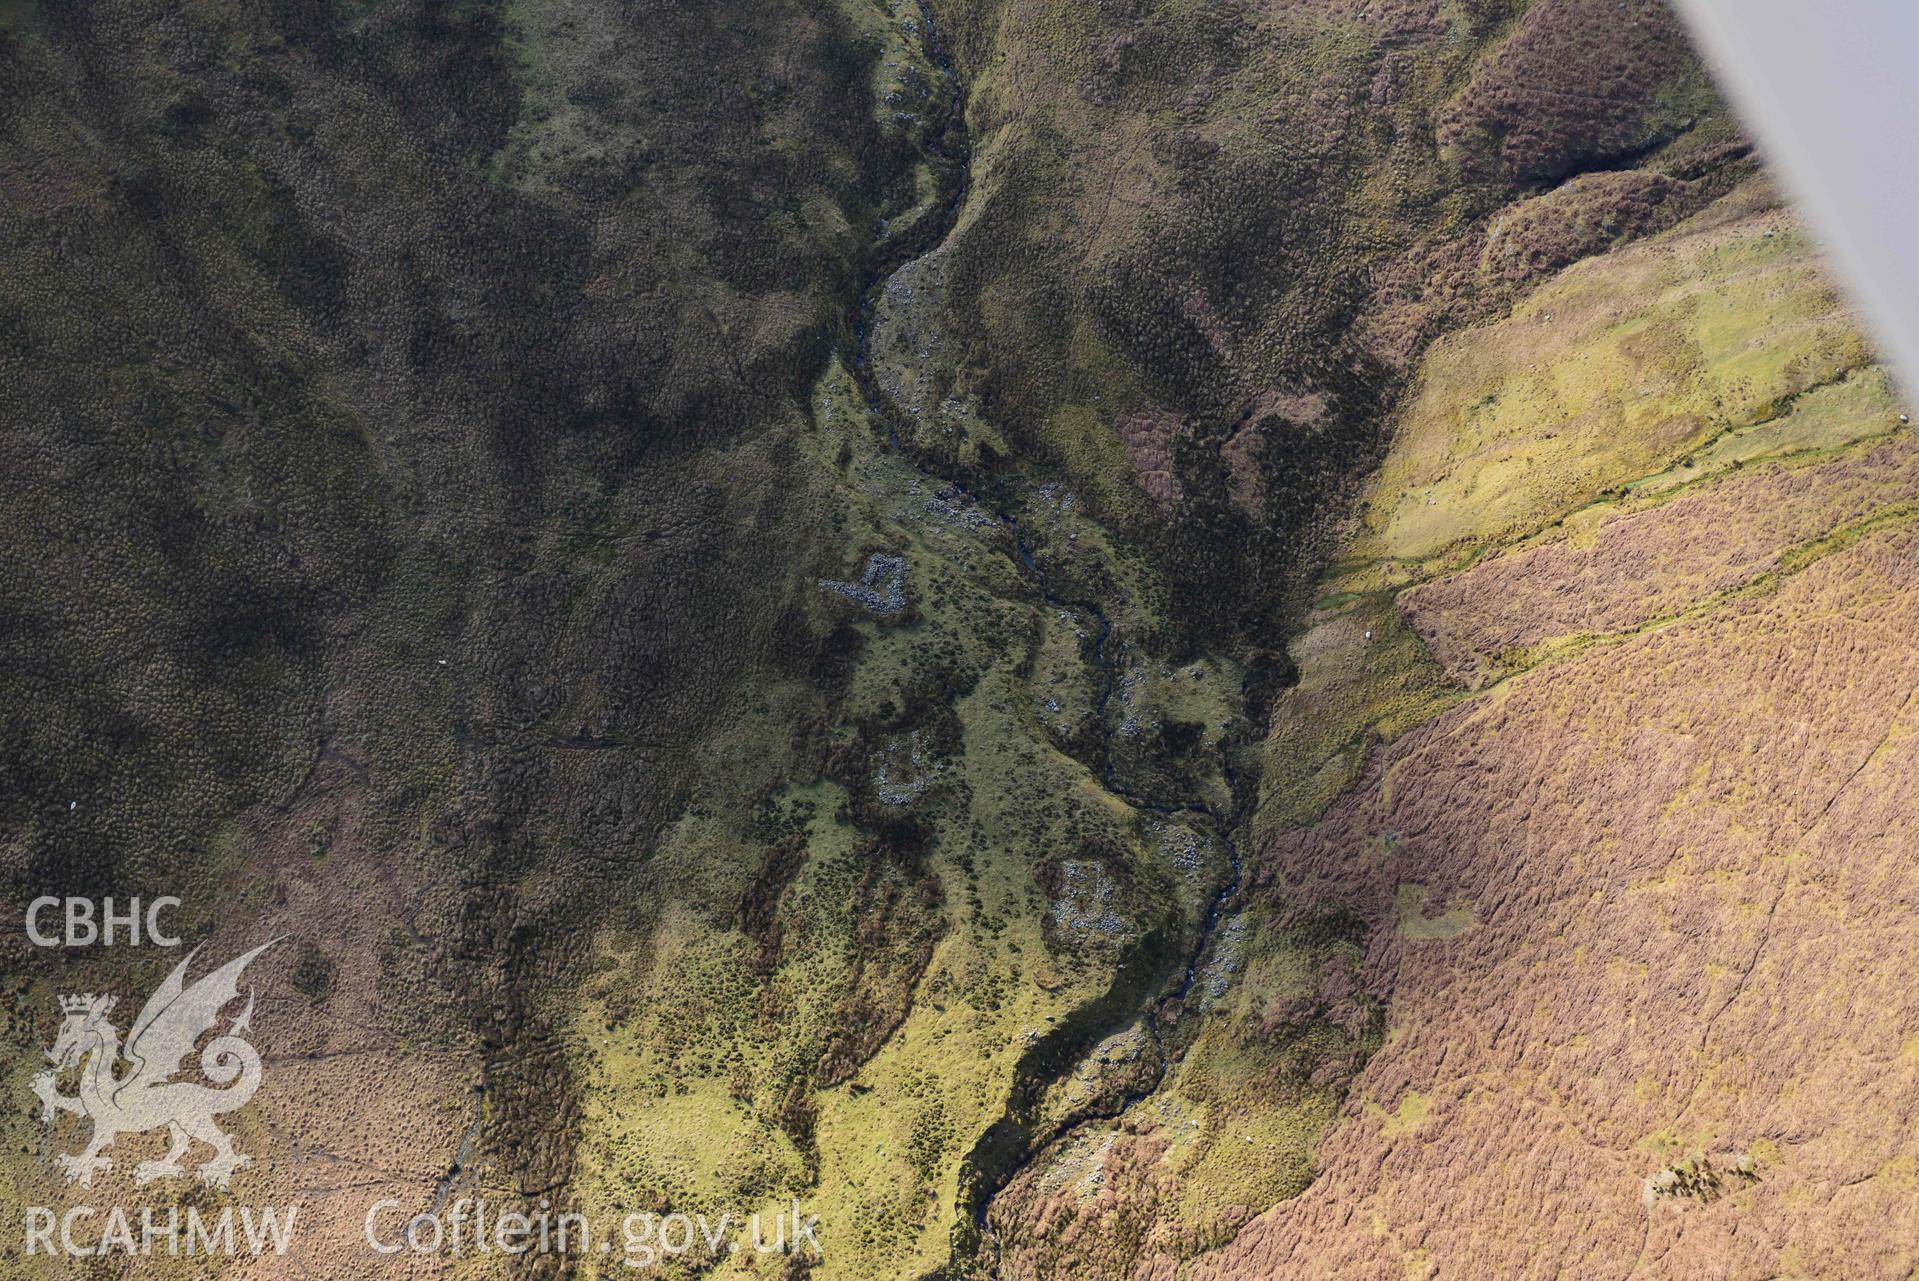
[842,9,1257,1274]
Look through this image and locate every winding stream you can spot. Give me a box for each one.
[420,1083,487,1222]
[846,9,1253,1271]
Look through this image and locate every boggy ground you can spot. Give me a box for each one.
[3,1,1914,1280]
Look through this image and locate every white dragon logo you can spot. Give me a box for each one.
[31,940,279,1189]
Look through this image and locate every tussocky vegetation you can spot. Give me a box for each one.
[2,1,1914,1279]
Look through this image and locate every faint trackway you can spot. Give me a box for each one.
[846,7,1253,1268]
